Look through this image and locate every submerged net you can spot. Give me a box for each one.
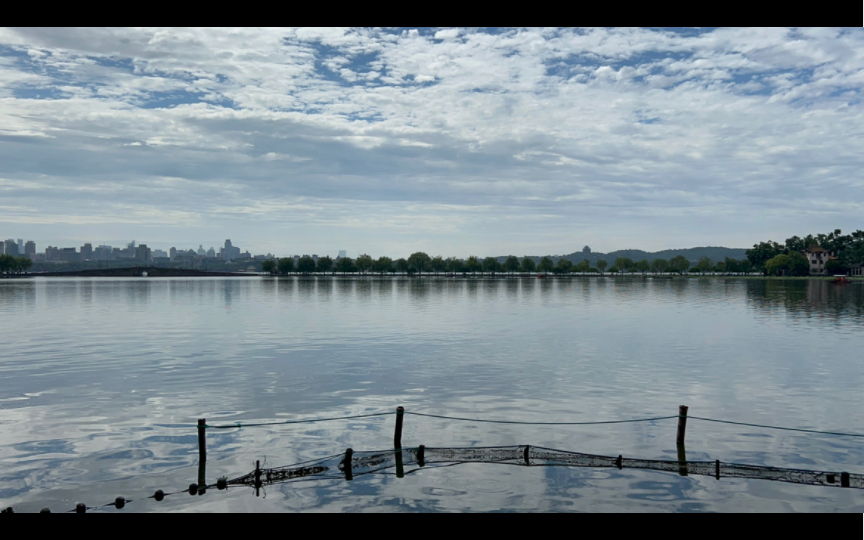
[227,445,863,490]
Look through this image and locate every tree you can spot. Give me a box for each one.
[596,259,607,274]
[746,241,784,273]
[446,257,464,273]
[556,259,573,274]
[396,258,409,274]
[356,254,373,274]
[669,255,690,274]
[483,257,501,274]
[373,256,393,274]
[538,256,554,275]
[466,256,482,275]
[651,258,668,274]
[430,256,446,274]
[696,257,713,274]
[635,259,650,274]
[336,257,356,273]
[714,261,727,273]
[260,259,277,275]
[503,256,520,274]
[407,252,431,275]
[614,257,635,273]
[19,257,32,273]
[277,257,295,274]
[765,254,791,276]
[318,256,334,273]
[575,260,590,274]
[297,256,316,273]
[520,257,536,273]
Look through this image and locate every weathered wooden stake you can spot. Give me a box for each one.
[676,405,689,445]
[344,448,354,481]
[197,418,207,463]
[523,445,530,466]
[715,459,720,480]
[676,442,688,477]
[417,445,426,467]
[841,472,850,488]
[395,449,404,479]
[197,418,207,488]
[255,460,261,497]
[394,406,405,449]
[616,455,623,470]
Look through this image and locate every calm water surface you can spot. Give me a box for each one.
[1,277,863,512]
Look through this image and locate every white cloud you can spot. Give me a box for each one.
[0,27,863,256]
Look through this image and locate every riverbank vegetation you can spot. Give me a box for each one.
[747,229,864,276]
[0,255,33,275]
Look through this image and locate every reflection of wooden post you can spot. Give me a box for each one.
[677,443,688,477]
[676,406,689,445]
[394,407,404,449]
[344,449,354,481]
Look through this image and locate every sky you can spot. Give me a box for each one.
[1,27,863,258]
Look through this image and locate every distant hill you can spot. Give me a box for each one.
[497,246,748,266]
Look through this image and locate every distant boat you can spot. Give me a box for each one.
[831,275,849,284]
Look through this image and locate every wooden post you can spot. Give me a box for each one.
[197,419,207,489]
[715,459,720,480]
[523,445,530,466]
[676,405,689,445]
[394,406,405,449]
[841,472,850,488]
[395,448,404,479]
[616,455,623,470]
[197,419,207,463]
[676,442,688,477]
[255,460,261,497]
[417,445,426,467]
[344,448,354,481]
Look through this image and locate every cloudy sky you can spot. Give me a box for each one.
[1,27,863,257]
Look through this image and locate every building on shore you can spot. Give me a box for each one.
[24,241,35,259]
[804,245,835,275]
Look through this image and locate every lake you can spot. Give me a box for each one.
[1,277,863,512]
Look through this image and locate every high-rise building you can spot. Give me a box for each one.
[135,244,151,262]
[207,247,216,258]
[24,241,36,259]
[0,241,4,255]
[17,239,24,254]
[94,245,113,260]
[80,243,93,261]
[220,239,241,261]
[58,248,79,262]
[169,247,177,261]
[198,245,206,257]
[339,250,347,258]
[312,254,319,264]
[4,239,19,256]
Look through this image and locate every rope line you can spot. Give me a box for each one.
[199,410,864,438]
[204,412,393,429]
[687,416,864,439]
[404,411,678,425]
